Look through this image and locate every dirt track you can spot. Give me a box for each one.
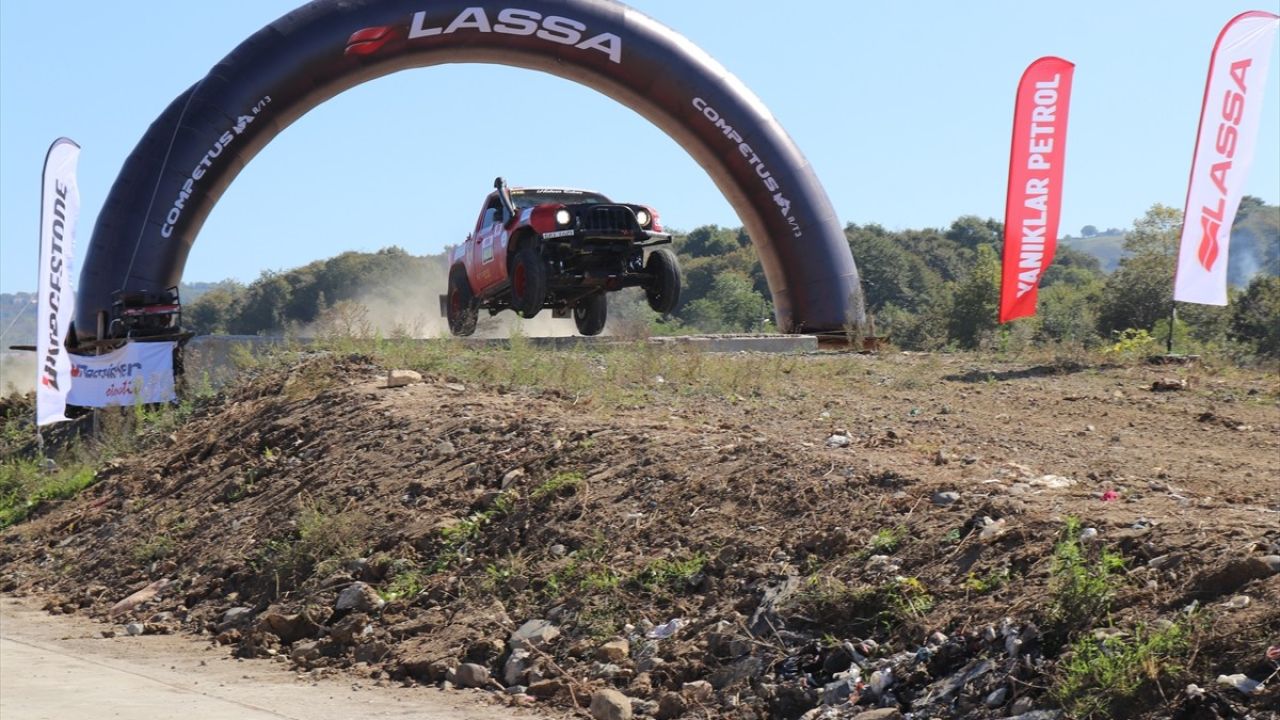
[2,348,1277,719]
[0,596,537,719]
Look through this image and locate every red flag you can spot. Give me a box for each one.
[1000,57,1075,323]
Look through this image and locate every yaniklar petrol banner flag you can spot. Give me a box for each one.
[1175,11,1280,306]
[66,342,178,408]
[36,138,81,426]
[999,57,1075,324]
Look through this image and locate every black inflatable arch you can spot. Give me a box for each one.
[76,0,863,337]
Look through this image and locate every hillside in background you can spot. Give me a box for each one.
[2,199,1276,355]
[1061,197,1279,279]
[1,282,246,349]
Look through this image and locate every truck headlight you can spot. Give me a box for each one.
[635,209,651,227]
[555,209,572,226]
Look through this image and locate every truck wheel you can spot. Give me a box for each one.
[447,266,478,336]
[644,248,682,314]
[511,245,548,319]
[574,293,608,336]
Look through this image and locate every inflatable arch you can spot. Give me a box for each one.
[75,0,864,337]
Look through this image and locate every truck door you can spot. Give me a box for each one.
[471,197,505,291]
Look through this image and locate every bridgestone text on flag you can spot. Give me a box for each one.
[36,138,81,426]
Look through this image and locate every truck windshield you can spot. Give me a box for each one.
[510,189,611,208]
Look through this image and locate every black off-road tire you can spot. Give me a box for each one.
[644,247,682,314]
[511,244,548,319]
[574,292,608,336]
[447,266,478,337]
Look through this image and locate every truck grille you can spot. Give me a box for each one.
[579,206,635,235]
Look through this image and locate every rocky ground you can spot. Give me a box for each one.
[1,344,1278,720]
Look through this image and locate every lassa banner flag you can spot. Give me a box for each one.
[36,138,82,426]
[1175,11,1279,306]
[999,57,1075,324]
[66,342,178,408]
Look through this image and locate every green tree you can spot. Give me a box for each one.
[945,215,1003,251]
[1037,281,1102,346]
[684,272,771,333]
[947,244,1001,348]
[229,271,295,334]
[1227,196,1280,285]
[1041,245,1104,289]
[1097,204,1181,336]
[679,225,741,258]
[1080,225,1098,238]
[847,223,936,312]
[185,282,243,335]
[1230,274,1280,356]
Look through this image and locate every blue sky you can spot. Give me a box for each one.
[2,1,1278,294]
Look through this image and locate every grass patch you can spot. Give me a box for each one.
[1045,517,1125,649]
[965,567,1010,594]
[257,497,374,595]
[633,553,708,593]
[868,526,905,555]
[0,459,97,528]
[790,574,934,636]
[1052,621,1192,719]
[131,534,176,564]
[380,568,427,602]
[531,471,584,501]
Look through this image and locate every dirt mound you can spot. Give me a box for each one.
[2,350,1278,719]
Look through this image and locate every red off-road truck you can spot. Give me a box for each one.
[441,178,682,336]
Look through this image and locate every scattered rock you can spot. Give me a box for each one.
[335,582,384,614]
[109,579,171,619]
[219,606,254,628]
[509,619,559,650]
[596,638,630,663]
[329,613,370,644]
[825,434,851,448]
[501,467,526,488]
[681,680,714,704]
[656,692,687,720]
[852,709,903,720]
[1148,553,1184,571]
[985,686,1008,707]
[931,491,961,507]
[259,609,325,645]
[385,369,423,388]
[290,640,324,666]
[504,648,534,686]
[590,688,633,720]
[978,517,1008,542]
[1151,378,1187,392]
[455,663,490,689]
[124,622,145,636]
[526,678,567,698]
[1009,696,1035,715]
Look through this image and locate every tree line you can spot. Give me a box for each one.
[182,198,1279,357]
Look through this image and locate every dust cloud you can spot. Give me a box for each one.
[1,352,35,396]
[301,269,578,339]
